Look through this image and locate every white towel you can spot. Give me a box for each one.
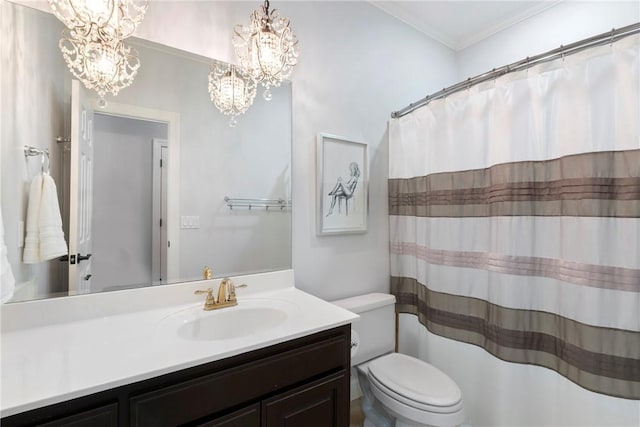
[1,210,16,303]
[23,173,68,263]
[22,174,43,264]
[39,174,68,261]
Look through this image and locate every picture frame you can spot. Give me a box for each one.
[316,133,368,235]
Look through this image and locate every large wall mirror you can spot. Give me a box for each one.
[1,1,292,303]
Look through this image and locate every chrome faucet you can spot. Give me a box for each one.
[194,278,247,311]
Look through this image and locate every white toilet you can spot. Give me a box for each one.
[332,293,466,427]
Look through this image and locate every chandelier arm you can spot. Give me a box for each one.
[107,0,119,31]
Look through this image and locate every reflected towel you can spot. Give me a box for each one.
[1,210,16,303]
[39,174,68,261]
[22,174,43,264]
[22,174,68,263]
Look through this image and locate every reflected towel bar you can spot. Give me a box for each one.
[224,196,291,211]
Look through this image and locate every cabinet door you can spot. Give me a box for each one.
[198,403,260,427]
[262,371,347,427]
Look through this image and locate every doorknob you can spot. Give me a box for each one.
[83,274,92,281]
[66,254,92,264]
[77,253,92,262]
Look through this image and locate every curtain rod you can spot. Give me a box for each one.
[391,22,640,119]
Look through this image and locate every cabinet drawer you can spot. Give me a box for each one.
[130,335,347,426]
[198,403,260,427]
[39,403,118,427]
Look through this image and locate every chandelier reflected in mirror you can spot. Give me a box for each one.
[233,0,298,101]
[49,0,148,105]
[208,64,257,127]
[60,31,140,107]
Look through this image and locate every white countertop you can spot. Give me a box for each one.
[0,270,358,418]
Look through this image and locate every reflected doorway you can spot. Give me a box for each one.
[91,114,168,292]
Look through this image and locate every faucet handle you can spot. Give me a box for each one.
[194,288,216,310]
[228,283,247,302]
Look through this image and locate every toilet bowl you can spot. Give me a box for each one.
[332,293,466,427]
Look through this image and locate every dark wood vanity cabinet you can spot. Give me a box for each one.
[2,325,351,427]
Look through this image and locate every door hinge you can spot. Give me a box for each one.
[160,159,163,168]
[160,218,163,227]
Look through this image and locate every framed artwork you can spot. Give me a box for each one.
[316,133,368,235]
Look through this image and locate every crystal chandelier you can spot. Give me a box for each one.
[208,64,257,127]
[233,0,298,101]
[60,31,140,107]
[49,0,148,105]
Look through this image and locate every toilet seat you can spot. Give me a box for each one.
[367,353,463,413]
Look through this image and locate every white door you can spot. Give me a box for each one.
[68,80,94,294]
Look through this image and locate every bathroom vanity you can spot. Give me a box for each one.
[1,271,357,426]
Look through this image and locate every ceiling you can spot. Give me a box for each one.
[369,1,562,51]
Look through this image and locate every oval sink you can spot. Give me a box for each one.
[178,306,288,341]
[156,298,297,342]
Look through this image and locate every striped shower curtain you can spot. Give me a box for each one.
[388,35,639,399]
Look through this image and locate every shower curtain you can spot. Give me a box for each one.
[388,35,639,399]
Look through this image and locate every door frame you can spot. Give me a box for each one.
[151,139,168,282]
[91,100,181,282]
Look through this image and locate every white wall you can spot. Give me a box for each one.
[285,3,457,300]
[398,2,640,426]
[457,1,640,80]
[131,1,458,300]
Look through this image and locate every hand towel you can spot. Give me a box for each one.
[39,173,68,261]
[1,210,16,303]
[22,173,68,263]
[22,174,43,264]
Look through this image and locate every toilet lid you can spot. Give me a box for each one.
[367,353,462,409]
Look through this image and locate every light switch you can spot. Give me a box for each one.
[181,216,200,229]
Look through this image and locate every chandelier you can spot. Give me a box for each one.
[208,64,257,127]
[49,0,148,105]
[60,31,140,107]
[233,0,298,101]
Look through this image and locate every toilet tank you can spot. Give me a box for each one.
[332,293,396,366]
